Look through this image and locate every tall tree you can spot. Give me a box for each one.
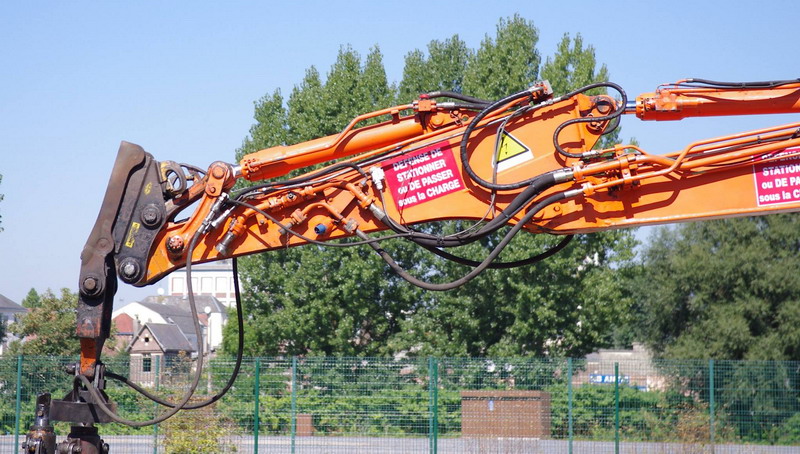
[540,33,609,97]
[235,89,287,162]
[224,46,420,357]
[633,215,800,360]
[22,288,42,309]
[226,17,636,358]
[397,36,471,103]
[8,288,80,356]
[541,33,621,149]
[462,14,540,100]
[390,26,634,358]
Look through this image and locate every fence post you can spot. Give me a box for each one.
[254,359,261,454]
[291,356,298,454]
[428,357,439,454]
[153,356,160,454]
[709,359,715,451]
[614,362,620,454]
[567,358,573,454]
[13,355,23,451]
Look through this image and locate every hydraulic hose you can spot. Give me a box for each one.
[552,82,627,159]
[80,230,208,427]
[106,258,245,411]
[421,234,574,269]
[459,88,544,190]
[364,190,576,291]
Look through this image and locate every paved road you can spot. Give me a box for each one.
[2,434,798,453]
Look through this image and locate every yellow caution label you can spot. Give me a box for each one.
[125,222,141,248]
[497,131,529,161]
[497,131,533,172]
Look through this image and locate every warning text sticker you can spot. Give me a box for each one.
[383,141,464,210]
[753,147,800,206]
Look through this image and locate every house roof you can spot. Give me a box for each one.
[128,323,195,353]
[0,294,26,313]
[141,294,226,315]
[133,300,200,341]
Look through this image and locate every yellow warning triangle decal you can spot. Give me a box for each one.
[497,131,530,162]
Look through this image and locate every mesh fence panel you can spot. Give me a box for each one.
[0,356,798,453]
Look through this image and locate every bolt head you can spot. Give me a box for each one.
[80,276,103,298]
[83,277,98,291]
[167,235,185,253]
[122,263,136,276]
[118,258,142,283]
[141,204,162,227]
[211,163,226,179]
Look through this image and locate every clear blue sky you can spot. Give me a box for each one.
[1,1,798,307]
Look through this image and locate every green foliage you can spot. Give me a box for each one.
[226,44,420,357]
[633,215,800,361]
[777,412,800,444]
[540,33,609,97]
[462,14,540,100]
[549,383,662,440]
[161,404,238,453]
[540,32,619,149]
[8,289,80,356]
[235,89,287,162]
[397,36,471,102]
[390,232,636,358]
[21,288,41,309]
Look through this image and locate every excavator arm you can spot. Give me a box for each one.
[23,77,800,453]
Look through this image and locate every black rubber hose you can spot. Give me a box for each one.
[425,90,491,105]
[379,172,559,248]
[233,162,368,200]
[365,191,570,291]
[552,82,627,159]
[683,78,800,88]
[79,230,208,427]
[106,258,246,411]
[421,234,574,269]
[459,88,540,191]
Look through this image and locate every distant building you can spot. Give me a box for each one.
[0,294,27,355]
[110,312,136,354]
[168,259,236,309]
[577,343,664,391]
[111,294,226,353]
[127,323,195,386]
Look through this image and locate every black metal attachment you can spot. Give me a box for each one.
[50,364,117,425]
[22,393,56,453]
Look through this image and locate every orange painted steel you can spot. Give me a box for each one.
[633,82,800,121]
[136,81,800,285]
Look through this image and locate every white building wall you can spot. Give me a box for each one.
[168,259,236,309]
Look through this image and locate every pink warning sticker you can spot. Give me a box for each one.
[753,147,800,206]
[383,141,464,210]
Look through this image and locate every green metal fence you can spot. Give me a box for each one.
[1,355,798,453]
